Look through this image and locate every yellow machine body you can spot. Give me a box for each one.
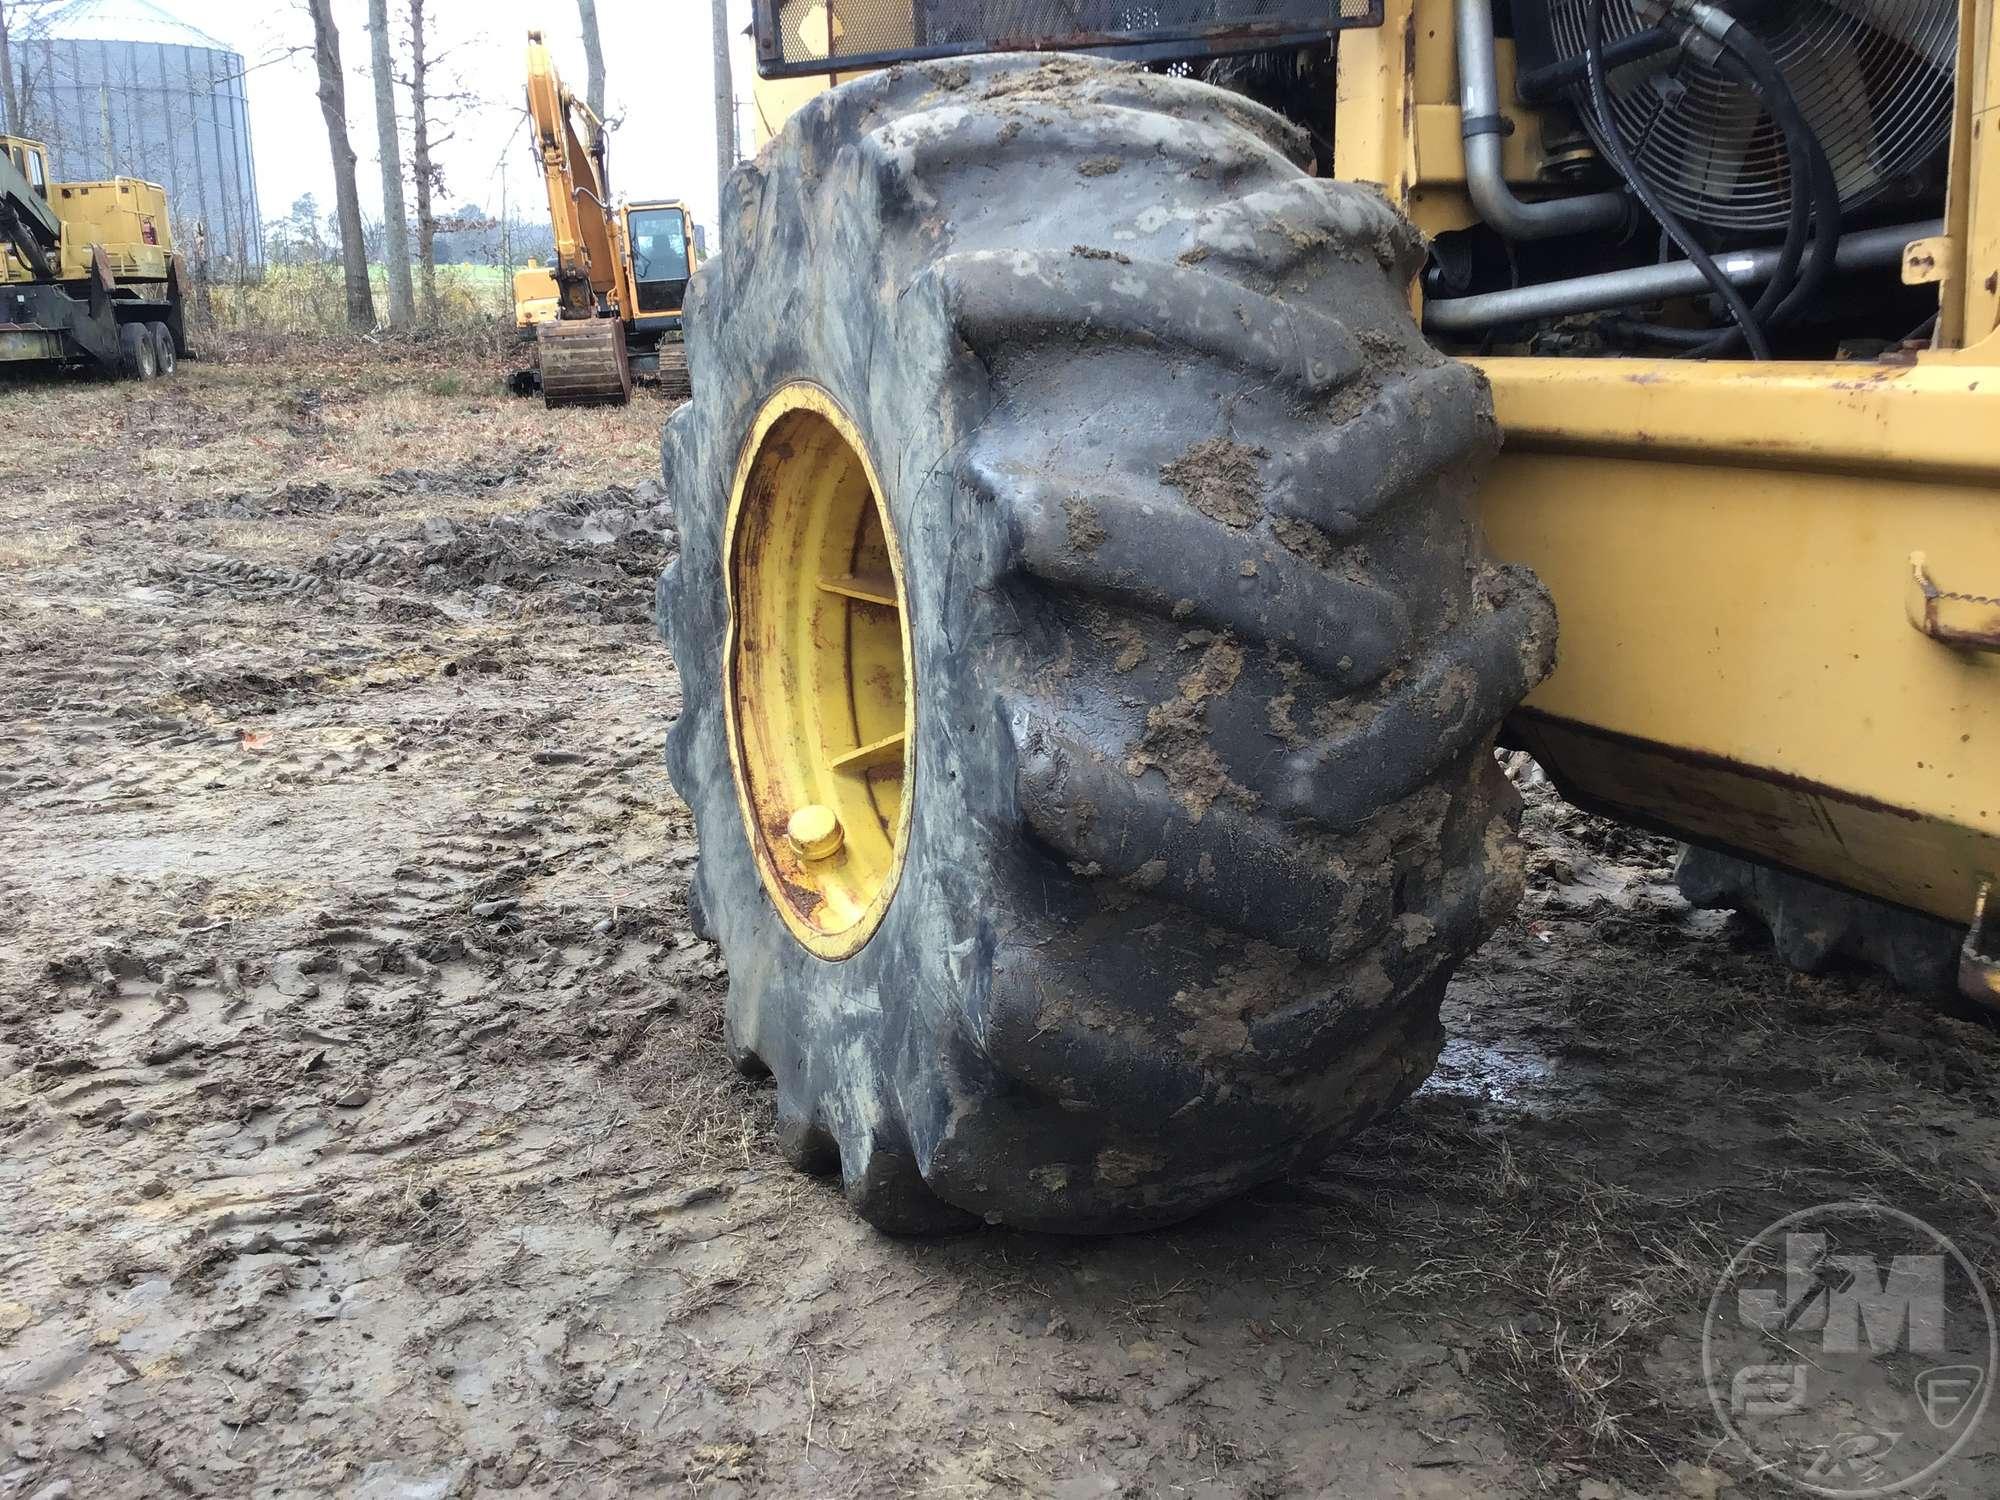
[2,135,173,288]
[2,132,182,373]
[1333,0,2000,946]
[746,3,2000,966]
[49,178,174,283]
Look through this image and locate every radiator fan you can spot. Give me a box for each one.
[1537,0,1958,232]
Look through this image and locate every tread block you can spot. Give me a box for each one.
[1266,361,1498,539]
[1275,584,1555,830]
[931,249,1365,399]
[984,458,1409,692]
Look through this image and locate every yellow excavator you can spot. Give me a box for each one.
[653,0,1999,1234]
[513,30,695,406]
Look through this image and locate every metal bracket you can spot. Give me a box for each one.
[1902,235,1953,286]
[1962,881,2000,1009]
[1905,551,2000,653]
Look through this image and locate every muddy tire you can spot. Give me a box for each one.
[657,55,1556,1232]
[120,322,158,380]
[1676,847,1966,997]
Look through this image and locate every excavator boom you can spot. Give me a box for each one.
[525,29,618,318]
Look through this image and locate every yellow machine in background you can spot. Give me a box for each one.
[1,133,186,378]
[514,31,696,406]
[741,0,1998,1005]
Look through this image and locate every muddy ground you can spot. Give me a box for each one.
[1,349,1996,1500]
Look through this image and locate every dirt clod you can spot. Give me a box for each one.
[1161,437,1268,529]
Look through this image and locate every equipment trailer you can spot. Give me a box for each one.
[2,134,186,381]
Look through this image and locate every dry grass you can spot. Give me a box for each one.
[1315,1099,1733,1479]
[202,263,514,342]
[1283,788,2000,1490]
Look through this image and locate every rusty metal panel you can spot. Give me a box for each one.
[1477,356,2000,938]
[0,326,66,361]
[754,0,1384,79]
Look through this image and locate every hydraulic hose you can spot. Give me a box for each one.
[1584,0,1773,357]
[1679,10,1839,354]
[1422,219,1932,333]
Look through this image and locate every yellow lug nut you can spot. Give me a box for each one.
[787,804,844,861]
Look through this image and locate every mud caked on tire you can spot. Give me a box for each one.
[659,55,1556,1232]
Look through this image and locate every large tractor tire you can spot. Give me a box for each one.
[657,55,1556,1233]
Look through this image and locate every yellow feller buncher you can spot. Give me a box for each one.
[515,30,697,406]
[653,0,2000,1233]
[1,133,186,379]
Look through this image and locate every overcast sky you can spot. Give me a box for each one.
[219,0,755,244]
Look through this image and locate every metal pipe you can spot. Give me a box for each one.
[1422,220,1938,333]
[1455,0,1628,240]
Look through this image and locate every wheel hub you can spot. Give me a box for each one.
[723,383,914,959]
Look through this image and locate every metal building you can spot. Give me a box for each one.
[11,0,263,271]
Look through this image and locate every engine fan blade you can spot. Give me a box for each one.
[1674,75,1767,209]
[1818,0,1958,76]
[1780,28,1885,202]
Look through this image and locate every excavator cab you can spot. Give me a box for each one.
[623,202,692,318]
[4,137,49,200]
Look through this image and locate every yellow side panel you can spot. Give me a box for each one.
[1479,358,2000,925]
[52,178,172,282]
[513,265,559,329]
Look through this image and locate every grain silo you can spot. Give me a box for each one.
[11,0,263,272]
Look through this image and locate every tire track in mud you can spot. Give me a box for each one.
[0,421,750,1497]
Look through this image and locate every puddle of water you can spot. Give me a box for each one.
[1423,1034,1558,1110]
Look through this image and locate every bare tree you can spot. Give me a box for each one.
[368,0,415,330]
[307,0,376,331]
[711,0,734,238]
[0,1,17,136]
[577,0,604,161]
[405,0,439,323]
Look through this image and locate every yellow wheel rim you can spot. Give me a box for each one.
[722,383,915,959]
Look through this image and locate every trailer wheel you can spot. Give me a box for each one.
[119,323,158,380]
[150,323,177,378]
[658,55,1556,1232]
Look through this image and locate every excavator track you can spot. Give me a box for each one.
[658,340,691,402]
[538,318,632,408]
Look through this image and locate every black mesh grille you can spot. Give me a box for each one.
[753,1,1382,79]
